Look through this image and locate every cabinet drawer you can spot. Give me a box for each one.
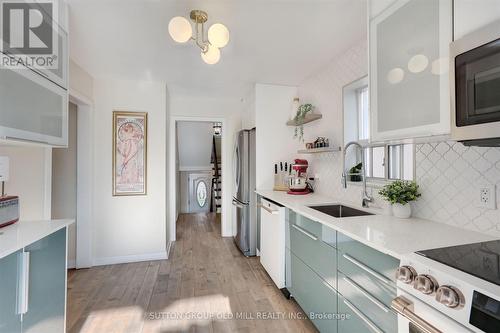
[338,253,396,308]
[290,220,336,287]
[291,253,337,333]
[338,272,397,333]
[339,294,385,333]
[337,232,399,284]
[289,210,336,248]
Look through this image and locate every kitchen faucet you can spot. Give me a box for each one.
[341,141,373,208]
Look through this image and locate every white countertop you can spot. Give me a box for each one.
[256,190,498,259]
[0,219,74,259]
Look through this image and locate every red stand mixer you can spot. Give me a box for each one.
[287,159,312,195]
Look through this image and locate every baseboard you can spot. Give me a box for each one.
[166,241,173,259]
[92,251,168,266]
[67,259,76,269]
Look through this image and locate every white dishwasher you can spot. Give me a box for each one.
[259,198,286,289]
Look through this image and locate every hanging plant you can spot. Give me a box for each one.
[293,103,314,142]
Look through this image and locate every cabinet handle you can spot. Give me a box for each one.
[342,254,393,287]
[17,251,30,315]
[343,298,384,333]
[258,203,279,215]
[291,224,318,241]
[342,276,390,313]
[232,199,245,208]
[5,136,50,145]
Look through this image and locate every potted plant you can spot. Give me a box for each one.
[293,103,314,142]
[349,162,362,182]
[378,180,421,218]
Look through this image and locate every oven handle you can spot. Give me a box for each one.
[391,296,442,333]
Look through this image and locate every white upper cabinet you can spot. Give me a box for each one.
[0,0,68,146]
[369,0,453,142]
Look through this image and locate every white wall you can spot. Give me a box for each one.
[69,59,93,102]
[0,146,50,220]
[297,40,368,204]
[255,84,299,190]
[168,94,242,238]
[177,121,214,170]
[52,103,77,266]
[454,0,500,39]
[92,78,167,264]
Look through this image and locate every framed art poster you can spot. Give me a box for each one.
[112,111,148,196]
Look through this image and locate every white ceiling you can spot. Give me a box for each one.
[67,0,367,100]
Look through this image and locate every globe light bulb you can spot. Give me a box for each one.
[208,23,230,48]
[201,45,221,65]
[168,16,192,43]
[408,54,429,73]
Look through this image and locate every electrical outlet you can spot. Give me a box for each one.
[477,185,496,209]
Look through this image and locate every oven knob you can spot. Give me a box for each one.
[435,285,465,308]
[413,274,439,295]
[396,265,417,284]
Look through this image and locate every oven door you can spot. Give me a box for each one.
[393,291,470,333]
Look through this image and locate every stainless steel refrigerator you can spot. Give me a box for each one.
[232,128,256,256]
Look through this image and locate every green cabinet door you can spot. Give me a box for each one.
[0,250,22,333]
[338,294,384,333]
[291,253,337,333]
[22,228,67,333]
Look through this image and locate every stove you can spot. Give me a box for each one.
[416,240,500,287]
[395,240,500,333]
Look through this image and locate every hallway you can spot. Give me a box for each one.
[67,213,316,333]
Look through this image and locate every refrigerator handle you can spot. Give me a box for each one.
[232,198,245,208]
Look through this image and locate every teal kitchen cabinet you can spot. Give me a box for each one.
[0,227,67,333]
[291,253,337,333]
[22,228,67,333]
[288,211,338,333]
[337,232,399,333]
[338,294,385,333]
[287,210,400,333]
[289,211,337,287]
[0,250,23,333]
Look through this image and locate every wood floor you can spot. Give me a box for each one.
[67,213,317,333]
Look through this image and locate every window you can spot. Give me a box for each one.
[196,181,208,207]
[357,86,370,141]
[343,76,415,182]
[364,144,414,181]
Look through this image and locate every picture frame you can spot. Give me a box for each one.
[112,111,148,196]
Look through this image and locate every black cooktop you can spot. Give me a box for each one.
[417,240,500,286]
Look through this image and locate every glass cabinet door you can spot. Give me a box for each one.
[0,250,22,333]
[0,64,68,146]
[370,0,452,141]
[22,228,66,333]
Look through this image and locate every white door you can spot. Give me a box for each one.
[188,173,212,213]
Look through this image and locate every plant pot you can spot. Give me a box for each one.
[392,203,411,218]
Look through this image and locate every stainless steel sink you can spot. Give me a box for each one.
[307,204,374,218]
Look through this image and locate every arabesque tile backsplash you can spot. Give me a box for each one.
[306,142,500,237]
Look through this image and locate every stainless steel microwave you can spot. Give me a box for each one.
[450,20,500,146]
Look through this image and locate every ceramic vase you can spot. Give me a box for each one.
[392,203,411,218]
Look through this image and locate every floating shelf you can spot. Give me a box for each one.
[286,113,322,126]
[297,147,342,154]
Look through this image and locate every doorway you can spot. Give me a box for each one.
[168,117,227,245]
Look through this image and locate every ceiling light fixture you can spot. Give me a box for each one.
[168,10,229,65]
